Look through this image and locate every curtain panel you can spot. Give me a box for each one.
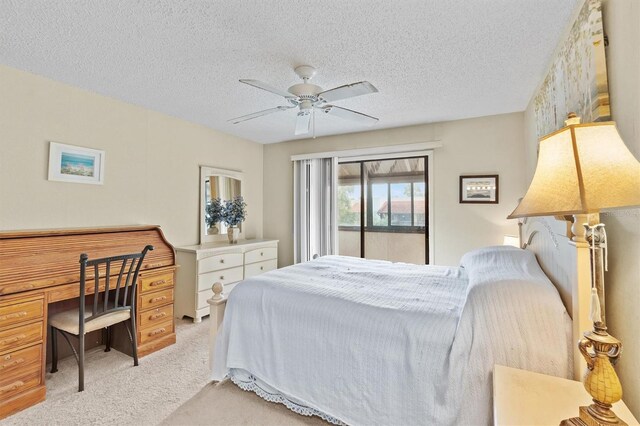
[293,158,337,264]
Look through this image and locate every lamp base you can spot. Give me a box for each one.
[561,406,628,426]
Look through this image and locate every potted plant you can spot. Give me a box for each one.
[221,196,247,244]
[205,197,223,235]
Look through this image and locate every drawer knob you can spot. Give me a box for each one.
[219,276,224,280]
[0,334,26,346]
[260,252,264,256]
[149,279,166,287]
[0,380,24,394]
[0,357,24,370]
[0,311,28,322]
[149,312,167,321]
[220,259,225,263]
[149,327,166,336]
[150,296,167,303]
[260,266,264,271]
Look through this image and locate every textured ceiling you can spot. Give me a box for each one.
[0,0,579,144]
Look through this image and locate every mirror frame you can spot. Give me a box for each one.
[200,165,244,244]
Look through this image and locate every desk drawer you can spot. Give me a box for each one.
[0,348,42,401]
[0,322,43,354]
[244,259,277,279]
[140,271,174,294]
[198,253,243,274]
[198,266,243,292]
[0,298,44,329]
[139,319,174,344]
[0,344,42,385]
[139,288,173,311]
[245,247,277,265]
[139,305,173,329]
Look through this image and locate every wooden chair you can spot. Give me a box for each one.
[49,245,153,391]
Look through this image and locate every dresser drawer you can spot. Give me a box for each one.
[198,253,243,274]
[139,288,173,311]
[244,259,278,279]
[139,305,173,329]
[0,358,42,402]
[244,247,278,265]
[196,281,239,310]
[0,298,44,329]
[245,247,277,264]
[140,271,174,293]
[198,266,243,292]
[0,344,42,386]
[138,319,174,344]
[0,322,43,354]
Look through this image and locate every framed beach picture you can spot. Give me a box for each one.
[459,175,499,204]
[48,142,105,185]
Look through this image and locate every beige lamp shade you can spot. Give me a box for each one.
[509,122,640,218]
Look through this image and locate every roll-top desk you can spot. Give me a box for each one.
[0,225,177,419]
[175,239,278,323]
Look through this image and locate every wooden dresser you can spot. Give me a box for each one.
[0,225,177,419]
[175,239,278,323]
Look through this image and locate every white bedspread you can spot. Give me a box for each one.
[212,249,571,425]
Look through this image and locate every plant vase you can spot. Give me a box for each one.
[227,226,240,244]
[208,224,219,235]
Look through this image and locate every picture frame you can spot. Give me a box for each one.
[459,175,499,204]
[48,142,105,185]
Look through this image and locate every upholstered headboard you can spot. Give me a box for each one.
[519,215,591,379]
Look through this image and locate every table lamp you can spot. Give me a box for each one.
[508,114,640,426]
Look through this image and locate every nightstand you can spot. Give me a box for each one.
[493,365,639,425]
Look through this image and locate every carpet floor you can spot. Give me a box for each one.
[4,317,327,426]
[162,381,327,426]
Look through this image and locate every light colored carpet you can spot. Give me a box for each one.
[5,318,210,426]
[161,381,327,426]
[4,317,326,426]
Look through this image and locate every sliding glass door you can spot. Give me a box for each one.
[338,156,429,264]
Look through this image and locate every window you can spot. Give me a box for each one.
[338,156,429,264]
[337,184,360,227]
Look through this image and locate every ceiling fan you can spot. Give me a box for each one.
[229,65,379,136]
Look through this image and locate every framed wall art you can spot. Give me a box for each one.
[459,175,499,204]
[48,142,105,185]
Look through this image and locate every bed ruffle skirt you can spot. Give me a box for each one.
[227,368,346,425]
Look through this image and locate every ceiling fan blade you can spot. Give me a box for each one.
[318,81,378,103]
[239,79,296,99]
[320,105,378,125]
[294,111,311,135]
[228,106,293,124]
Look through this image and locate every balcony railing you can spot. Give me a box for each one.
[338,229,427,265]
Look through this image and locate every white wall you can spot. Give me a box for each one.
[523,0,640,416]
[600,0,640,416]
[0,65,264,246]
[263,112,526,267]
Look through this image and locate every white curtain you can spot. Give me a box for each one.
[293,157,338,264]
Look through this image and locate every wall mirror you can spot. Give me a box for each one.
[200,166,243,244]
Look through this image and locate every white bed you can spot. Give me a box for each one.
[207,216,592,426]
